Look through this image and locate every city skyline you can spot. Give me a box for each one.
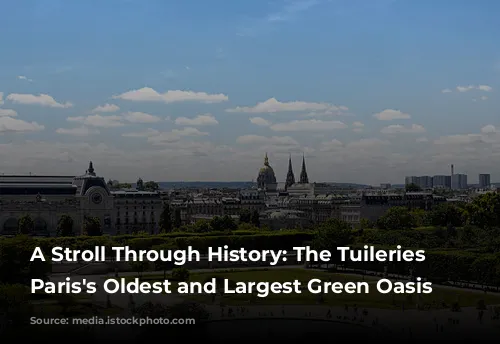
[0,0,499,184]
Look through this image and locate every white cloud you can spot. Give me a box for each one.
[91,104,119,113]
[67,115,124,128]
[17,75,33,82]
[122,111,161,123]
[113,87,228,103]
[0,109,17,117]
[236,135,298,146]
[302,108,349,117]
[416,137,428,142]
[6,93,73,108]
[456,85,493,92]
[0,116,44,133]
[0,92,3,105]
[175,114,219,126]
[319,139,343,151]
[373,109,411,121]
[147,127,209,145]
[249,117,272,126]
[433,134,484,145]
[226,97,346,113]
[381,124,426,134]
[237,0,319,37]
[122,129,160,138]
[351,121,364,133]
[441,88,452,93]
[267,0,319,22]
[473,95,489,102]
[481,124,497,134]
[55,126,99,136]
[346,138,390,148]
[270,119,347,132]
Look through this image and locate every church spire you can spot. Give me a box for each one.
[299,153,309,184]
[264,152,269,166]
[285,153,295,190]
[87,161,95,176]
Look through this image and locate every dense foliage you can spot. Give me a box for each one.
[1,192,500,302]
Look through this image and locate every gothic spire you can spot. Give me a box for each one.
[285,154,295,190]
[264,152,269,166]
[299,153,309,184]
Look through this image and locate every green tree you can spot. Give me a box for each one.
[159,203,173,233]
[57,215,74,236]
[83,216,102,236]
[0,235,51,285]
[312,219,353,267]
[237,222,259,231]
[209,216,224,231]
[209,215,237,232]
[136,178,144,191]
[18,215,34,235]
[239,209,252,223]
[223,215,238,232]
[410,208,428,227]
[465,193,500,229]
[0,284,33,328]
[406,183,422,192]
[377,206,416,230]
[144,181,159,191]
[173,208,182,228]
[189,220,212,233]
[313,219,353,251]
[251,210,261,227]
[117,183,132,189]
[427,203,466,227]
[358,218,373,230]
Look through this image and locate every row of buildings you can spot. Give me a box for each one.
[171,154,448,230]
[405,164,492,190]
[0,157,478,236]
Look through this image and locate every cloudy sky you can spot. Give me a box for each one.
[0,0,499,185]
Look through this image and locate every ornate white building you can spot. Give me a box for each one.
[0,162,162,236]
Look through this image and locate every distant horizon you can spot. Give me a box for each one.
[1,173,496,187]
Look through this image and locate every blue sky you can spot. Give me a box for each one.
[0,0,499,184]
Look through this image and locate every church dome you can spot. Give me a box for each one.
[257,153,277,189]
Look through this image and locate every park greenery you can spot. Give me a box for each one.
[1,192,500,332]
[2,192,500,285]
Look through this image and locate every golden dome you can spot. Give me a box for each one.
[257,153,277,187]
[259,165,274,173]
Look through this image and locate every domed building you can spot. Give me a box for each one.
[257,153,277,192]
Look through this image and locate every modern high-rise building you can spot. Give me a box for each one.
[479,174,491,188]
[404,176,433,189]
[451,173,468,190]
[405,176,419,186]
[432,175,451,189]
